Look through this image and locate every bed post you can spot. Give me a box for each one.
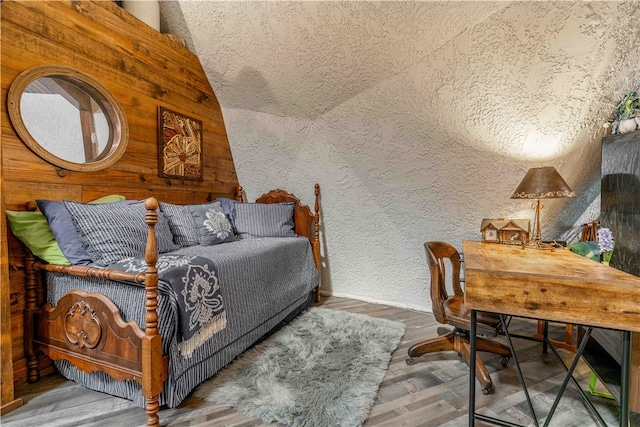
[313,184,321,303]
[24,252,41,383]
[23,202,42,383]
[235,186,244,202]
[141,198,164,427]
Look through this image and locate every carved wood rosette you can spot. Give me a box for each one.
[64,301,101,349]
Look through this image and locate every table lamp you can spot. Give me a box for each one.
[511,166,575,247]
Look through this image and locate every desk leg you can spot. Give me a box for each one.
[543,321,548,353]
[621,331,630,427]
[469,310,477,427]
[501,316,539,427]
[543,327,605,427]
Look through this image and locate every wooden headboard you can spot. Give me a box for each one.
[1,0,239,396]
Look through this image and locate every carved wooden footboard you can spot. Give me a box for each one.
[24,198,166,427]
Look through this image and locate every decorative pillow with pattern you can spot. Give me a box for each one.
[63,200,179,266]
[188,201,235,246]
[234,201,296,239]
[160,202,200,247]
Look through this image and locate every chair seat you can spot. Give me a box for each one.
[444,295,502,336]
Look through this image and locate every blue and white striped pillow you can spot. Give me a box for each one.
[234,201,296,239]
[63,200,179,266]
[159,202,200,247]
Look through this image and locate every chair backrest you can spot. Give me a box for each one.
[581,220,600,242]
[425,241,463,325]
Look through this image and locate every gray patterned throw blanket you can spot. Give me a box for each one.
[109,255,227,357]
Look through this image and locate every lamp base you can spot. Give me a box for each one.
[527,200,565,249]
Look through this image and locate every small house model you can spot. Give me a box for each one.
[481,218,530,244]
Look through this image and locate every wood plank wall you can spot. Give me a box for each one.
[0,0,239,407]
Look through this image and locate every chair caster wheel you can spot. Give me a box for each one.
[501,357,510,367]
[406,356,415,365]
[481,386,492,395]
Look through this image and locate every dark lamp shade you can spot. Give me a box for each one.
[511,167,575,199]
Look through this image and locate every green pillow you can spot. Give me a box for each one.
[89,194,126,204]
[6,210,70,264]
[568,241,600,262]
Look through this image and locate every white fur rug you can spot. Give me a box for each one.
[193,307,406,426]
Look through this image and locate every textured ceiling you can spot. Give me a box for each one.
[159,1,640,310]
[160,1,510,118]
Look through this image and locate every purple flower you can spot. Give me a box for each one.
[597,228,614,254]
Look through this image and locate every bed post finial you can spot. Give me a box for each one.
[236,186,244,202]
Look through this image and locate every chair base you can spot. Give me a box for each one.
[406,328,511,394]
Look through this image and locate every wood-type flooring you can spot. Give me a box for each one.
[1,295,629,426]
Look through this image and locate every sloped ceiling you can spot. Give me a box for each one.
[160,1,640,310]
[162,2,510,119]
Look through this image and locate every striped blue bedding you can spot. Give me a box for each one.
[46,236,319,408]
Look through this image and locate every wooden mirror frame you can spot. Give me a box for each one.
[7,65,129,172]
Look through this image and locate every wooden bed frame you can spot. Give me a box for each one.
[23,185,321,427]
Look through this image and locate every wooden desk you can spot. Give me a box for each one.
[462,240,640,427]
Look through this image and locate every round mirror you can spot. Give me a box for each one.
[7,65,129,172]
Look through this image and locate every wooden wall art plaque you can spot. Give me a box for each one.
[158,107,203,181]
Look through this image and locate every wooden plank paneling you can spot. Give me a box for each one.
[0,0,240,403]
[1,3,217,104]
[3,182,82,208]
[1,82,22,416]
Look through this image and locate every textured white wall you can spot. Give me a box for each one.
[161,1,640,311]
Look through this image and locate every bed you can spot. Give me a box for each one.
[20,185,321,427]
